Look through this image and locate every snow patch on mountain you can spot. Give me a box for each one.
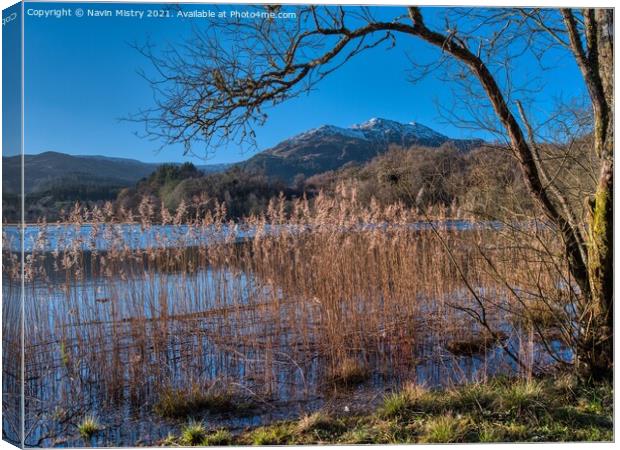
[285,118,448,145]
[290,125,367,143]
[352,117,447,142]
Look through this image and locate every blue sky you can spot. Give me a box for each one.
[2,2,22,158]
[22,2,587,164]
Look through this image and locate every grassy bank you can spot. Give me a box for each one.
[158,375,612,445]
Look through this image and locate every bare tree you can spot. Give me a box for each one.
[134,6,613,379]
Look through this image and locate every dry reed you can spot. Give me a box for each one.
[2,186,576,446]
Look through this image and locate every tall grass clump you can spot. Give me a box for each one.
[203,429,233,446]
[493,380,546,417]
[250,425,292,445]
[77,415,102,439]
[382,383,435,418]
[180,420,207,446]
[421,415,472,443]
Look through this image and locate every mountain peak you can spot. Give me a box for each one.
[289,124,367,143]
[352,117,399,129]
[286,118,449,145]
[246,117,482,183]
[350,117,448,142]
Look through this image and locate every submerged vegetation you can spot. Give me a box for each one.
[153,383,254,418]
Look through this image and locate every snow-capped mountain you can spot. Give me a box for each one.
[283,118,452,148]
[352,117,448,144]
[239,118,483,183]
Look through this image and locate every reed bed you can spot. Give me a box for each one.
[2,188,576,446]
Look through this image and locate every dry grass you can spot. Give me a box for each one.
[445,331,508,356]
[295,412,339,434]
[153,383,245,418]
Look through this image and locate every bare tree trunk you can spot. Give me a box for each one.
[583,8,613,379]
[586,156,613,379]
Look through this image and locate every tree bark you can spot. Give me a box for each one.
[584,8,613,379]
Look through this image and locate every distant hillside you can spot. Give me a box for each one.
[3,120,479,195]
[2,151,230,194]
[303,145,535,217]
[2,120,486,222]
[116,163,294,220]
[1,151,231,222]
[104,144,538,222]
[238,118,483,183]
